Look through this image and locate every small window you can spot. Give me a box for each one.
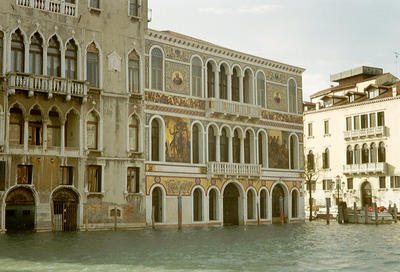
[288,79,297,113]
[308,123,313,137]
[322,148,330,169]
[0,161,5,191]
[353,116,360,130]
[90,0,100,9]
[88,165,102,192]
[11,30,24,73]
[347,178,353,190]
[87,111,99,150]
[60,166,73,185]
[377,112,385,126]
[127,167,139,193]
[151,48,163,90]
[128,51,140,93]
[324,120,329,135]
[87,43,99,88]
[346,117,352,131]
[129,116,139,152]
[379,176,386,189]
[47,36,61,77]
[390,176,400,189]
[369,113,376,128]
[17,165,33,185]
[322,179,332,191]
[129,0,139,16]
[191,57,202,97]
[29,33,43,75]
[349,95,355,103]
[360,114,368,129]
[65,40,78,80]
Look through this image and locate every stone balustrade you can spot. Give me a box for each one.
[344,126,386,139]
[208,162,261,176]
[206,98,261,119]
[16,0,77,16]
[343,162,387,175]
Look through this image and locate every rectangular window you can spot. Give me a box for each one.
[322,179,332,190]
[346,117,352,131]
[308,123,313,137]
[0,161,5,191]
[90,0,100,9]
[60,166,73,185]
[127,167,139,193]
[391,176,400,189]
[87,52,99,88]
[324,120,329,135]
[369,113,376,127]
[347,178,353,190]
[361,114,368,129]
[377,112,385,126]
[129,0,139,16]
[379,176,386,189]
[353,116,360,130]
[17,165,33,185]
[88,165,102,192]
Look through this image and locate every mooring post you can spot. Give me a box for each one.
[178,195,182,230]
[364,205,368,224]
[374,202,378,226]
[327,205,330,225]
[394,203,398,223]
[353,202,357,224]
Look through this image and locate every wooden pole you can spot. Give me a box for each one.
[178,195,182,230]
[364,205,368,224]
[374,202,378,226]
[394,203,398,223]
[326,205,330,225]
[353,202,357,224]
[257,201,260,225]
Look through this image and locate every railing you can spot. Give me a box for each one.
[7,73,87,98]
[344,126,386,139]
[208,162,261,176]
[343,162,387,175]
[206,98,261,119]
[16,0,77,16]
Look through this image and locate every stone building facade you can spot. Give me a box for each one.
[304,66,400,212]
[0,0,305,232]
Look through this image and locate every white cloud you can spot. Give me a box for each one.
[199,4,280,15]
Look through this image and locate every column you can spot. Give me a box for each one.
[214,69,219,99]
[24,42,29,73]
[61,120,65,154]
[240,137,245,164]
[216,134,220,162]
[239,74,244,102]
[228,135,233,163]
[227,72,232,101]
[23,119,28,151]
[43,46,48,76]
[255,136,259,165]
[60,49,66,78]
[42,118,48,151]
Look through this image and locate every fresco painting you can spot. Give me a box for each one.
[268,129,289,169]
[165,116,191,163]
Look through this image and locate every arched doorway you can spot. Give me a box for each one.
[5,187,35,232]
[272,184,285,223]
[292,190,298,218]
[152,187,163,223]
[361,182,372,208]
[223,183,240,225]
[52,188,78,231]
[193,188,203,222]
[247,190,255,220]
[260,189,267,219]
[209,189,218,221]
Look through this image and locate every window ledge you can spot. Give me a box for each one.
[392,188,400,191]
[129,14,141,20]
[130,92,144,99]
[124,192,143,197]
[86,192,105,197]
[307,136,314,139]
[89,7,102,13]
[323,134,331,137]
[378,188,388,191]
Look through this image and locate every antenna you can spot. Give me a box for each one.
[394,52,400,77]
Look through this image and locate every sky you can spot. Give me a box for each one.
[148,0,400,101]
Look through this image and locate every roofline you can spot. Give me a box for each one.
[146,28,306,75]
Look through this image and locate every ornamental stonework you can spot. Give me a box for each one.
[145,91,205,110]
[261,110,303,124]
[165,62,189,95]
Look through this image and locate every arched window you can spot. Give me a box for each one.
[346,146,353,165]
[288,79,297,113]
[128,50,140,93]
[207,62,215,98]
[362,144,369,164]
[232,67,240,102]
[87,42,99,87]
[129,116,139,151]
[243,69,252,104]
[292,190,298,218]
[208,126,216,162]
[11,30,24,72]
[29,33,43,75]
[370,143,377,163]
[151,119,161,161]
[9,105,24,145]
[29,106,43,146]
[65,110,79,148]
[192,124,200,163]
[260,189,268,219]
[258,132,267,168]
[323,148,330,169]
[65,40,77,79]
[47,36,61,77]
[257,72,266,108]
[219,65,228,100]
[290,135,299,169]
[307,150,314,170]
[191,57,202,97]
[232,129,240,163]
[151,48,163,90]
[378,142,385,162]
[48,109,61,147]
[220,128,229,162]
[244,131,251,164]
[193,188,203,222]
[209,189,217,220]
[354,145,361,164]
[152,187,163,223]
[247,190,255,219]
[87,111,98,150]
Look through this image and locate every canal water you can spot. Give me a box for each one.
[0,221,399,271]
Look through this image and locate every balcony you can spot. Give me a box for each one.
[208,162,261,176]
[344,126,386,140]
[7,73,88,101]
[16,0,77,16]
[343,162,387,175]
[206,98,261,119]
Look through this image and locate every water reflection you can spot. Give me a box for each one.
[0,222,399,271]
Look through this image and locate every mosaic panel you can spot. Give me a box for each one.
[165,116,191,163]
[165,62,190,95]
[268,129,289,169]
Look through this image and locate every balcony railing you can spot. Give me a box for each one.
[16,0,77,16]
[343,162,387,175]
[208,162,261,176]
[344,126,386,139]
[206,98,261,119]
[7,72,88,99]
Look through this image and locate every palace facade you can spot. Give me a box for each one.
[0,0,305,232]
[304,66,400,211]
